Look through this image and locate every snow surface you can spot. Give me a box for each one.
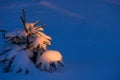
[0,62,118,80]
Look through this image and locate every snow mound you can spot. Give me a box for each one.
[36,50,64,71]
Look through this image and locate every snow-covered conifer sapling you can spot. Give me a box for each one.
[0,9,64,73]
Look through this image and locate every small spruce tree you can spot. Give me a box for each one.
[0,9,64,73]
